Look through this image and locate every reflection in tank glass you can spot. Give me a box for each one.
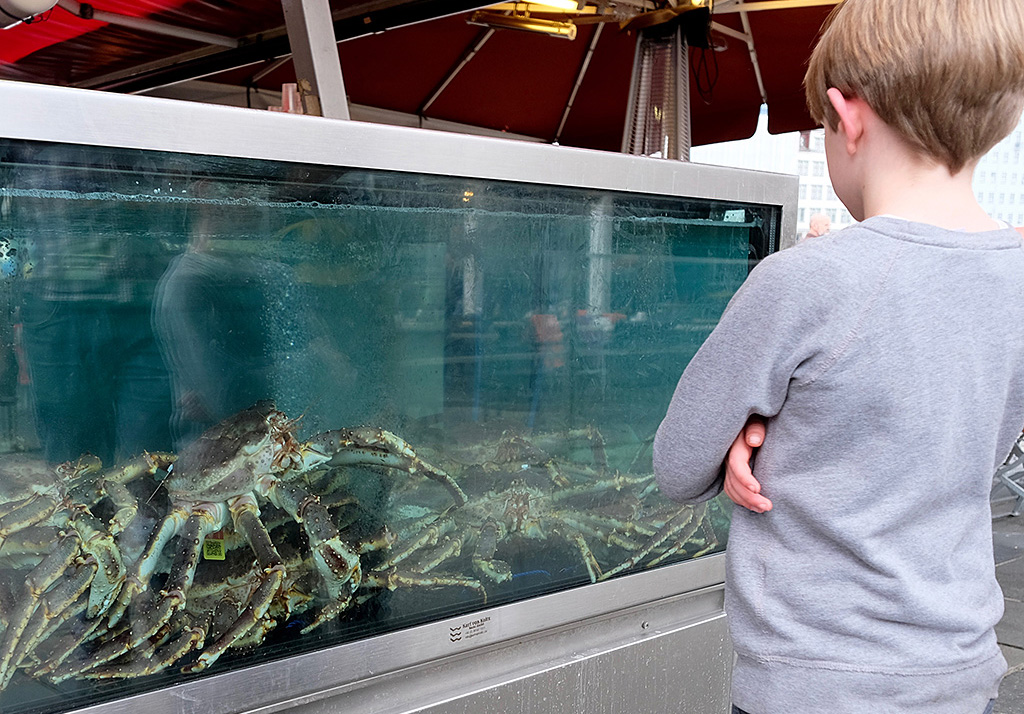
[0,138,775,713]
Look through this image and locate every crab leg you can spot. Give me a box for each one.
[101,482,137,537]
[96,451,176,485]
[107,505,193,628]
[73,511,126,619]
[549,472,655,501]
[597,503,707,582]
[0,494,57,542]
[471,519,513,583]
[560,529,603,582]
[379,516,452,569]
[85,617,206,680]
[184,495,285,673]
[266,480,361,634]
[406,533,463,573]
[128,504,225,646]
[0,526,58,569]
[45,613,137,683]
[9,561,94,674]
[26,596,104,678]
[644,540,689,568]
[206,597,246,644]
[303,428,467,506]
[0,531,79,688]
[554,511,647,545]
[73,452,175,535]
[362,568,487,601]
[71,504,226,678]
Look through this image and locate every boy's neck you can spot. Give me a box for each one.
[853,109,995,231]
[864,158,997,232]
[825,91,998,233]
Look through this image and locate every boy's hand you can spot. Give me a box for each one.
[724,417,772,513]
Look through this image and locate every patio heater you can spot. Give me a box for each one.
[622,3,711,161]
[623,25,691,160]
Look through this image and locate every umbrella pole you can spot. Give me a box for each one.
[282,0,350,119]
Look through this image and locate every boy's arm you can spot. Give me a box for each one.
[653,253,826,504]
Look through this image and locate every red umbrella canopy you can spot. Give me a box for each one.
[1,0,192,66]
[337,18,639,148]
[0,0,834,149]
[0,0,289,84]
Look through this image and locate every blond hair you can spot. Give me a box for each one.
[805,0,1024,172]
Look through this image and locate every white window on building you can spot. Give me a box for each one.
[812,162,825,177]
[799,184,807,199]
[798,160,810,174]
[811,185,823,200]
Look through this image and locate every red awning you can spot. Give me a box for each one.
[2,1,193,63]
[0,0,834,150]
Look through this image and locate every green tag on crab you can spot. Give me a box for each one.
[203,537,225,561]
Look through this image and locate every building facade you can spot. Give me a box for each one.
[692,106,1024,239]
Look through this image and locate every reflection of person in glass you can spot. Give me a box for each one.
[154,180,283,446]
[13,146,176,465]
[800,212,831,242]
[0,232,22,452]
[153,179,395,635]
[154,180,358,448]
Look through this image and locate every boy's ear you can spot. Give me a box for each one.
[826,88,864,155]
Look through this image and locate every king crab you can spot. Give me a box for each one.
[55,400,467,679]
[0,451,176,688]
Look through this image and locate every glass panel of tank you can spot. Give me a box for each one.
[0,139,777,713]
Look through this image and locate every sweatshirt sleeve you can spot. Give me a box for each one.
[653,250,834,503]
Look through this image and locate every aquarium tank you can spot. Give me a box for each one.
[0,135,780,714]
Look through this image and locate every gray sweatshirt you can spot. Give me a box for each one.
[654,216,1024,714]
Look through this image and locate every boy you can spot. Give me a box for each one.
[652,1,1024,713]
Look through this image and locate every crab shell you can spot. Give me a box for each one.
[164,401,302,501]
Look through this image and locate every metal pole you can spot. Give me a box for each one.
[419,28,494,118]
[281,0,349,119]
[56,0,238,47]
[555,24,604,143]
[587,194,613,315]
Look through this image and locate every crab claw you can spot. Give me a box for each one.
[265,480,362,632]
[314,535,362,601]
[73,511,125,618]
[299,536,361,634]
[302,428,467,506]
